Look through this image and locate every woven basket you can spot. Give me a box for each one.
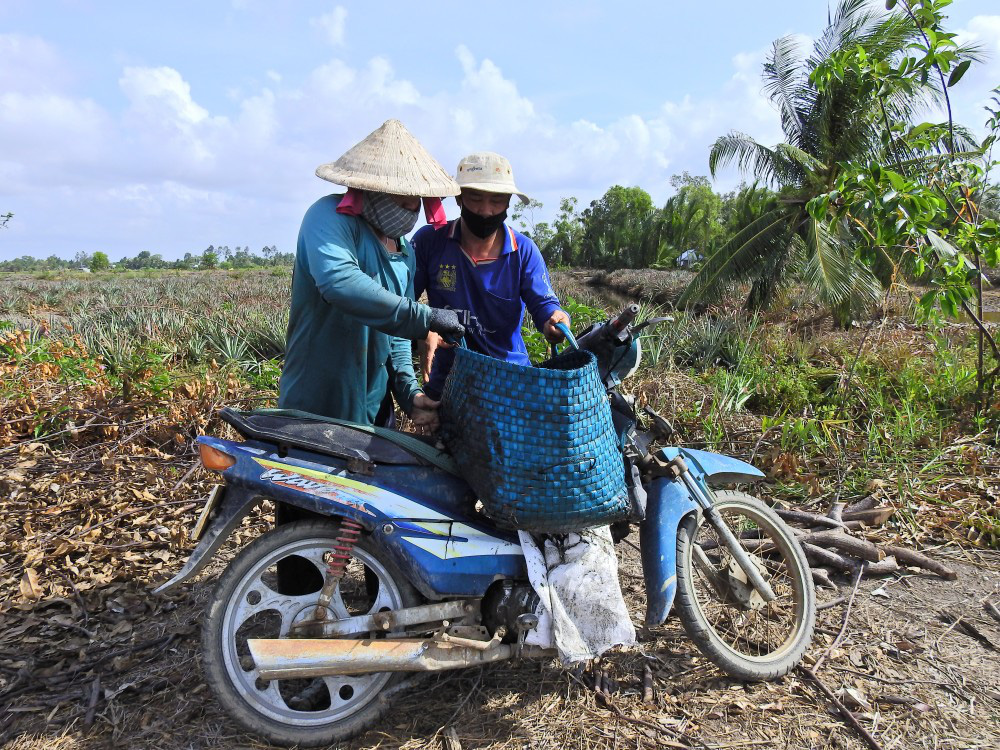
[440,346,629,533]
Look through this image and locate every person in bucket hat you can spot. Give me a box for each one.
[411,151,570,399]
[277,119,467,429]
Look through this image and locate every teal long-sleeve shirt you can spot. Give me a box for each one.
[277,194,431,424]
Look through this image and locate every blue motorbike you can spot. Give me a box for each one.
[155,304,815,747]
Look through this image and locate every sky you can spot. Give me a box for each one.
[1,0,999,262]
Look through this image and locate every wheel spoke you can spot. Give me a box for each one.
[683,498,809,667]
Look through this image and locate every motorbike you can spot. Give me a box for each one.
[154,303,816,748]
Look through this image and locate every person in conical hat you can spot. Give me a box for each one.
[411,151,570,400]
[277,119,466,429]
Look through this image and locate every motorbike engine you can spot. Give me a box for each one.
[481,579,540,643]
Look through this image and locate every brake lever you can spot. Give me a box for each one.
[631,316,675,334]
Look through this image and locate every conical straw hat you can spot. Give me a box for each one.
[316,119,460,197]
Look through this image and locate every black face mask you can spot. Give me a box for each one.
[461,205,507,239]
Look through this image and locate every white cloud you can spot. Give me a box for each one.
[0,33,71,93]
[120,66,209,126]
[311,6,348,47]
[0,31,783,260]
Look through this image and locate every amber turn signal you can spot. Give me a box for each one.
[199,444,236,472]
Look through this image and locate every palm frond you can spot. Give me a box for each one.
[763,35,808,148]
[799,216,880,307]
[709,132,805,187]
[678,207,796,307]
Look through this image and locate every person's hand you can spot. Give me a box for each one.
[543,309,571,344]
[419,331,454,382]
[427,307,466,340]
[408,392,440,435]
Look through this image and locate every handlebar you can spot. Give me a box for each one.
[609,304,640,335]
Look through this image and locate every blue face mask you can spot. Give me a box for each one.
[362,192,419,239]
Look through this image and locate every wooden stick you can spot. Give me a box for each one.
[863,556,899,576]
[83,676,101,727]
[774,508,845,529]
[642,663,654,703]
[844,495,877,514]
[800,668,884,750]
[813,566,864,674]
[799,530,884,563]
[841,507,896,526]
[802,543,861,573]
[812,568,837,589]
[882,545,958,580]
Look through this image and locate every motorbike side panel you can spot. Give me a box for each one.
[160,436,526,600]
[639,477,698,626]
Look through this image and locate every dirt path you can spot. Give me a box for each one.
[3,522,997,750]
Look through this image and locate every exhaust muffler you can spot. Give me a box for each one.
[248,638,552,679]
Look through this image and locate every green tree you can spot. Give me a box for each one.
[680,0,971,319]
[542,197,585,266]
[200,247,219,270]
[88,251,111,272]
[655,173,724,266]
[580,186,655,268]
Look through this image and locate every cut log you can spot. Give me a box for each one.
[799,530,885,563]
[882,545,958,580]
[775,508,846,529]
[841,507,896,526]
[802,543,860,573]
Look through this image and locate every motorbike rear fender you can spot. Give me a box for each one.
[152,483,260,594]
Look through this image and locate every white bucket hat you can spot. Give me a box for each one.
[456,152,530,204]
[316,119,460,197]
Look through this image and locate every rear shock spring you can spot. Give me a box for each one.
[324,518,363,580]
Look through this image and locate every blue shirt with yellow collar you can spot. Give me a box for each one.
[412,219,563,398]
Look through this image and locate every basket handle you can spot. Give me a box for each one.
[549,322,580,356]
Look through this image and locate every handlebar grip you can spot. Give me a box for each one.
[609,304,640,333]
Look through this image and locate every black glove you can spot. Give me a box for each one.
[428,308,466,339]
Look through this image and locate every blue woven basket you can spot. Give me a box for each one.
[439,345,629,533]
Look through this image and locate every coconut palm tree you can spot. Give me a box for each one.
[679,0,971,319]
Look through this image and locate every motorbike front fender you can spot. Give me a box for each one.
[640,476,698,626]
[659,447,765,486]
[640,448,765,625]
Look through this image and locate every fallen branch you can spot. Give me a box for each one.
[799,530,885,563]
[799,667,884,750]
[882,545,957,580]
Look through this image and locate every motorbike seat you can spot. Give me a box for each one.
[218,408,459,474]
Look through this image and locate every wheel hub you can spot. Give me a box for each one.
[726,555,768,611]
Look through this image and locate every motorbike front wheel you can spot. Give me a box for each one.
[674,490,815,681]
[201,519,420,747]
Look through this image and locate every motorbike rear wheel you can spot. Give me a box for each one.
[201,519,420,747]
[674,490,815,681]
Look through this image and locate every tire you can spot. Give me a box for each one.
[201,519,421,747]
[674,490,815,681]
